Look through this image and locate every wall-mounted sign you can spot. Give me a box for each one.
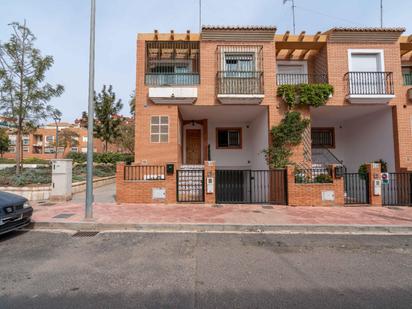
[321,191,335,201]
[381,173,389,185]
[152,188,166,199]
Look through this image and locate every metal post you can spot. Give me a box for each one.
[380,0,383,28]
[85,0,96,219]
[55,122,58,159]
[199,0,202,32]
[291,0,296,35]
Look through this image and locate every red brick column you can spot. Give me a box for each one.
[204,161,216,204]
[115,161,125,204]
[367,163,383,207]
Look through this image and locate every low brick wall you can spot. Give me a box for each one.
[116,162,177,204]
[286,165,345,207]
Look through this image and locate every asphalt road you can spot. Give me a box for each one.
[1,231,412,309]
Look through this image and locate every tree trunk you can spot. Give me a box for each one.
[16,129,22,174]
[105,140,108,153]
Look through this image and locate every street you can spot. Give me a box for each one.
[1,231,412,308]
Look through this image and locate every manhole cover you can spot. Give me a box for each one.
[53,213,75,219]
[253,210,262,213]
[72,231,99,238]
[262,205,274,209]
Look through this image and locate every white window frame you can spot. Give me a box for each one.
[276,60,308,74]
[347,49,385,72]
[150,115,169,143]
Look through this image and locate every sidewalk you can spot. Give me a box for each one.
[30,201,412,234]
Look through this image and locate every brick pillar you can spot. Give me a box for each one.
[367,163,383,207]
[204,161,216,204]
[115,161,125,204]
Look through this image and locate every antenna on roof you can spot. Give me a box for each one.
[199,0,202,32]
[283,0,296,34]
[380,0,383,28]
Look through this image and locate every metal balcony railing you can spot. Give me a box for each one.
[217,71,264,95]
[276,73,328,85]
[403,73,412,86]
[345,72,394,95]
[145,73,200,86]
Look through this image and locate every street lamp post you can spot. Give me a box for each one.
[85,0,96,219]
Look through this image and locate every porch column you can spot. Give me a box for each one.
[367,163,383,207]
[204,161,216,204]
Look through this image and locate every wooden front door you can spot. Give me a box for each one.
[186,129,201,164]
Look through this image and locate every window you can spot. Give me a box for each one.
[82,136,88,142]
[150,116,169,143]
[224,53,255,77]
[9,135,16,145]
[23,146,29,152]
[22,136,30,145]
[216,128,242,149]
[311,128,335,148]
[71,147,78,153]
[403,66,412,85]
[45,136,54,144]
[8,146,16,153]
[44,147,55,154]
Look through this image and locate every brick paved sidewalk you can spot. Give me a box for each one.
[32,201,412,227]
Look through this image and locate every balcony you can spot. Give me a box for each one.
[276,73,328,85]
[146,40,199,105]
[404,73,412,86]
[345,72,395,104]
[216,71,264,104]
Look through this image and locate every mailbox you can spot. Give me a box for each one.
[166,163,174,175]
[334,165,345,178]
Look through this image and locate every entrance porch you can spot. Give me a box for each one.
[179,105,269,170]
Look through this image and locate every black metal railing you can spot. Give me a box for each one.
[382,172,412,206]
[344,173,369,205]
[294,167,333,184]
[403,73,412,86]
[176,169,205,202]
[145,73,200,86]
[345,72,394,95]
[215,169,287,204]
[276,73,328,85]
[124,165,165,181]
[217,71,264,95]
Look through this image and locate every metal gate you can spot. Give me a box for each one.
[176,170,204,202]
[344,173,369,205]
[216,169,287,205]
[382,172,412,206]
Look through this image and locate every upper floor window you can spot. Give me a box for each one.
[145,41,200,86]
[150,116,169,143]
[402,65,412,85]
[45,136,54,144]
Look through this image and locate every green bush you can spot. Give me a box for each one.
[22,157,50,164]
[65,152,133,165]
[314,173,333,183]
[277,83,334,109]
[0,157,15,164]
[0,167,51,186]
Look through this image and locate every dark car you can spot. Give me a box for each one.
[0,191,33,235]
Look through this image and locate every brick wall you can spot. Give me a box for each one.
[286,165,345,206]
[116,162,177,204]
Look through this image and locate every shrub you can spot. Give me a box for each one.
[0,157,15,164]
[66,152,87,163]
[277,83,334,109]
[65,152,133,165]
[314,173,333,183]
[22,157,50,164]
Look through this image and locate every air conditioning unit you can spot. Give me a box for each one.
[408,88,412,101]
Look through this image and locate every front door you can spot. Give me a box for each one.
[186,129,201,164]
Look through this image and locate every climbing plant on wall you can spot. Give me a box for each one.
[264,111,310,168]
[277,83,334,109]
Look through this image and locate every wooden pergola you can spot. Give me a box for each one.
[275,31,327,60]
[400,35,412,61]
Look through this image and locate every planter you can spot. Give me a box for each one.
[0,176,115,201]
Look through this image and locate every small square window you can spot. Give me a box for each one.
[311,128,335,148]
[216,128,242,149]
[150,116,169,143]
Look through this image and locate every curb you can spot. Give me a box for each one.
[30,221,412,235]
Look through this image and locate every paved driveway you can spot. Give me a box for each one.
[71,183,115,204]
[1,231,412,308]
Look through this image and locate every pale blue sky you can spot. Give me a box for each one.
[1,0,411,121]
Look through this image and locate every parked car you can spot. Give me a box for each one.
[0,192,33,235]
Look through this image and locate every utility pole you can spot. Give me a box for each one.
[85,0,96,219]
[283,0,296,34]
[380,0,383,28]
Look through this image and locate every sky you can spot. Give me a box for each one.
[1,0,411,122]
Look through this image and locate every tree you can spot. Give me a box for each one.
[58,129,79,154]
[116,120,135,154]
[0,128,10,158]
[76,111,88,128]
[129,90,135,116]
[94,85,123,152]
[0,22,64,173]
[51,109,62,158]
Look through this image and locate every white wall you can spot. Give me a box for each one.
[312,107,395,172]
[208,122,252,169]
[250,109,269,170]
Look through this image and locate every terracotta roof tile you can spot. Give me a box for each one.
[328,27,405,33]
[202,25,276,31]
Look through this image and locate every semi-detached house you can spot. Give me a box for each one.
[116,26,412,207]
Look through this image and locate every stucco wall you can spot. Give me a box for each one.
[250,109,269,170]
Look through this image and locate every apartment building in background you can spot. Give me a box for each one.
[117,26,412,206]
[1,115,132,160]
